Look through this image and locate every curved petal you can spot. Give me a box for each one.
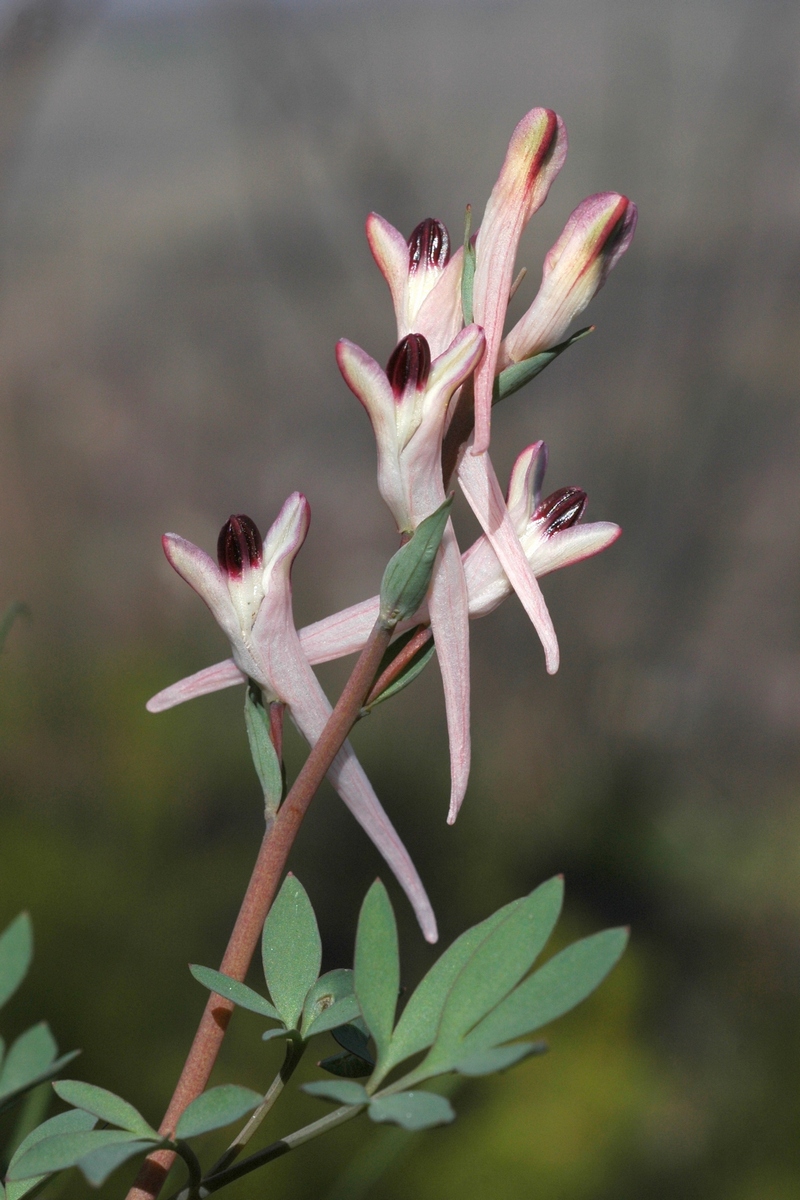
[458,447,559,673]
[146,659,246,713]
[426,520,472,824]
[162,533,242,648]
[366,212,409,327]
[526,521,621,574]
[472,109,568,452]
[506,441,547,525]
[336,339,405,524]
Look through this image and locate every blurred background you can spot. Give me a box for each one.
[0,0,799,1194]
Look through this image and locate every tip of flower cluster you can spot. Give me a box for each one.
[535,488,587,535]
[386,333,431,399]
[407,218,451,272]
[217,514,263,578]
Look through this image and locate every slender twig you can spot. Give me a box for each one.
[126,620,393,1200]
[363,625,433,708]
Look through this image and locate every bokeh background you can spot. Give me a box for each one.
[1,0,799,1195]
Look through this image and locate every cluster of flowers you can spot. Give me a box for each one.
[148,109,636,945]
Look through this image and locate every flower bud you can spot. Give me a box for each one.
[217,514,263,577]
[535,487,587,535]
[386,333,432,399]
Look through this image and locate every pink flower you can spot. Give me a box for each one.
[154,493,437,943]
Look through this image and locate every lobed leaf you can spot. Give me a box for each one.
[302,1080,368,1107]
[368,1091,454,1131]
[5,1109,97,1200]
[174,1085,262,1140]
[354,882,399,1067]
[6,1132,146,1181]
[262,875,322,1030]
[53,1081,159,1138]
[462,927,628,1055]
[301,970,356,1038]
[0,914,33,1011]
[304,995,360,1039]
[189,965,281,1022]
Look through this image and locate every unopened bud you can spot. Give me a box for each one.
[386,334,431,399]
[535,487,586,535]
[408,218,451,272]
[217,514,263,578]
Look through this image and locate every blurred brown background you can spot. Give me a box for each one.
[1,0,799,1195]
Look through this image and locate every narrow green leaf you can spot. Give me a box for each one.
[7,1132,145,1181]
[244,687,284,820]
[0,1052,81,1117]
[428,878,563,1063]
[6,1110,97,1200]
[53,1081,159,1138]
[454,1041,546,1076]
[261,1027,289,1044]
[462,927,628,1054]
[0,914,33,1010]
[495,327,593,403]
[379,898,525,1081]
[0,1025,57,1099]
[461,205,475,325]
[354,882,399,1067]
[302,1080,368,1107]
[189,965,281,1022]
[174,1085,262,1140]
[361,627,436,715]
[78,1140,155,1187]
[262,875,322,1030]
[369,1091,454,1131]
[379,498,454,627]
[300,970,355,1038]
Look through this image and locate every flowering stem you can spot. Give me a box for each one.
[126,620,393,1200]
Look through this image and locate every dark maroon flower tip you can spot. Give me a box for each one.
[386,334,432,399]
[408,218,451,273]
[217,514,263,577]
[535,487,587,536]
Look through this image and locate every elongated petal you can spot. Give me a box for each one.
[146,659,245,713]
[299,598,381,664]
[502,193,637,366]
[426,519,471,824]
[506,441,547,525]
[366,212,409,326]
[413,247,464,356]
[526,520,621,574]
[471,109,567,452]
[336,339,406,525]
[162,534,243,649]
[458,447,559,673]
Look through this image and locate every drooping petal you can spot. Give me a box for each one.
[501,193,637,367]
[146,659,246,713]
[458,446,559,673]
[426,519,471,824]
[471,109,568,452]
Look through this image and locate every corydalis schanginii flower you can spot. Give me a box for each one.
[150,446,619,823]
[336,326,484,821]
[154,493,437,943]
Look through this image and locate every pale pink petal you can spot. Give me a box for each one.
[472,109,568,452]
[506,441,547,525]
[426,519,471,824]
[336,339,405,521]
[162,533,242,648]
[526,521,621,574]
[299,597,381,664]
[458,447,560,673]
[366,212,409,328]
[413,246,464,356]
[146,659,246,713]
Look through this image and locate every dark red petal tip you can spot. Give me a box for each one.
[217,514,263,577]
[386,334,431,399]
[408,218,451,272]
[535,487,587,535]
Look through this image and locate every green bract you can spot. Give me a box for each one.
[378,498,453,627]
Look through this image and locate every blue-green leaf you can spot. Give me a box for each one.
[262,875,322,1030]
[495,327,593,403]
[354,882,399,1067]
[189,965,281,1022]
[53,1081,159,1138]
[361,627,436,715]
[78,1140,155,1187]
[174,1085,262,1140]
[305,995,360,1039]
[462,927,629,1054]
[302,1080,368,1107]
[301,970,355,1038]
[379,498,453,627]
[378,898,525,1083]
[461,205,475,325]
[0,1025,56,1099]
[244,688,284,820]
[0,914,33,1010]
[454,1041,547,1076]
[7,1132,145,1181]
[5,1109,97,1200]
[369,1091,454,1130]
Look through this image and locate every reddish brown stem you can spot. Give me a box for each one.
[126,620,393,1200]
[364,625,433,708]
